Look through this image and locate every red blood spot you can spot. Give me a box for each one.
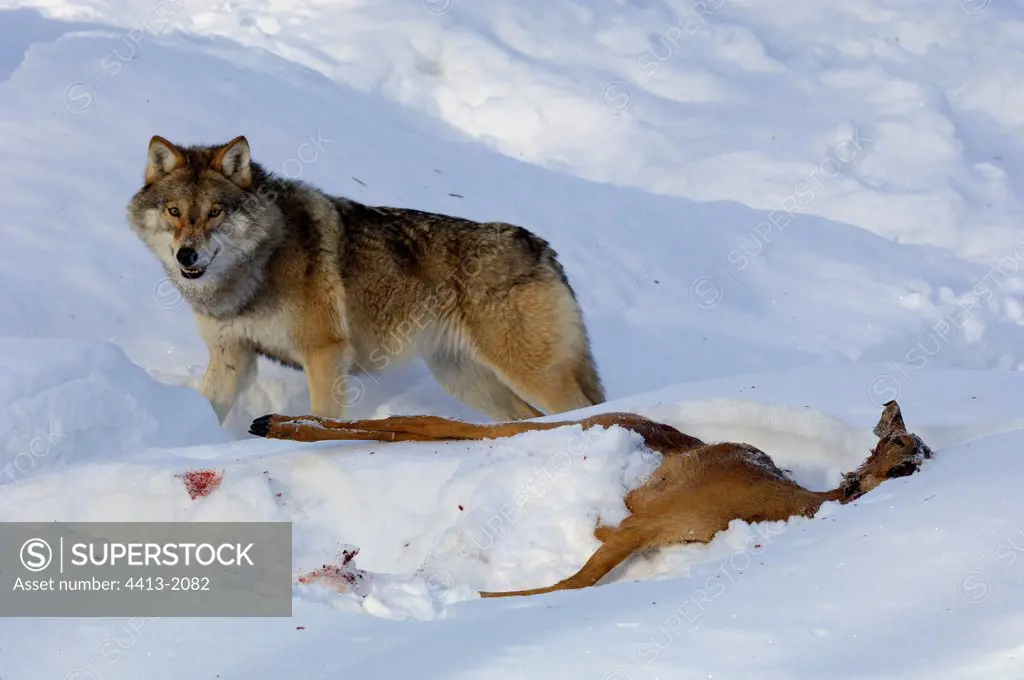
[177,469,223,500]
[298,548,365,593]
[298,563,364,590]
[458,505,464,511]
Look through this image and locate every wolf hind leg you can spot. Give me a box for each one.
[495,360,596,417]
[423,345,543,421]
[572,342,605,407]
[462,281,605,417]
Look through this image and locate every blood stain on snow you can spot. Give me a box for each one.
[297,548,365,593]
[177,469,223,500]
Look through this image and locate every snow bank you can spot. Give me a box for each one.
[10,347,1011,626]
[5,0,1023,263]
[4,362,1023,679]
[0,339,917,624]
[0,338,224,503]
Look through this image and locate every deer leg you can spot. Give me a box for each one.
[249,413,582,443]
[247,411,707,470]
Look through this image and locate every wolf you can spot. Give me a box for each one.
[126,135,605,424]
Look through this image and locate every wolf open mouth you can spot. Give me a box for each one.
[179,266,205,279]
[179,249,219,280]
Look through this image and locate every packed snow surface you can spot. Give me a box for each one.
[1,0,1024,677]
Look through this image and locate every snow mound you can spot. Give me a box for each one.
[0,338,225,500]
[0,350,932,623]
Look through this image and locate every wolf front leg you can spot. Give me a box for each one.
[198,340,255,424]
[195,315,256,424]
[301,343,354,419]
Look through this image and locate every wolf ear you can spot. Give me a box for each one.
[146,135,184,183]
[211,136,252,188]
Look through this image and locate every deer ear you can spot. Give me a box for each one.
[873,400,907,439]
[146,135,184,183]
[211,136,252,188]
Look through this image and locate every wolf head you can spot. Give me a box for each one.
[126,135,285,317]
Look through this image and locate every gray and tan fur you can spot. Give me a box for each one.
[126,135,604,423]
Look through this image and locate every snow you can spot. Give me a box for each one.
[1,0,1023,677]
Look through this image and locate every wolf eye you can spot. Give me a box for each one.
[167,206,180,217]
[208,207,223,218]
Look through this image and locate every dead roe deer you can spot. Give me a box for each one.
[248,400,932,598]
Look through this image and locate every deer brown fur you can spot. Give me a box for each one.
[249,400,932,598]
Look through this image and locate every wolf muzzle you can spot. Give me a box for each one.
[175,244,220,279]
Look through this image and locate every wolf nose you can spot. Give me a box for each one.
[176,247,198,267]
